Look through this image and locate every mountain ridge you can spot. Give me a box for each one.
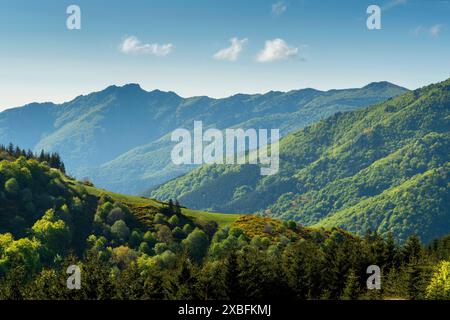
[0,82,408,195]
[2,81,407,112]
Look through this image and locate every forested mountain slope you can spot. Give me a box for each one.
[151,78,450,242]
[0,147,239,273]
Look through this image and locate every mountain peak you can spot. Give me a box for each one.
[363,81,408,91]
[75,84,181,104]
[102,83,145,94]
[122,83,143,90]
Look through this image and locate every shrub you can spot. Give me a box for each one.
[5,178,19,195]
[111,220,130,241]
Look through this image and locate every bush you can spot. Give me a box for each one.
[107,208,125,225]
[5,178,19,195]
[143,231,157,248]
[168,215,180,227]
[111,220,130,241]
[182,224,194,235]
[153,213,166,224]
[172,227,185,240]
[154,243,168,255]
[139,242,151,255]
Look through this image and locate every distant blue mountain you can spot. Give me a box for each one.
[0,82,407,194]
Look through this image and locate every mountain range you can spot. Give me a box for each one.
[0,82,407,195]
[151,78,450,243]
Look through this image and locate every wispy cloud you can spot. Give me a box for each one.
[382,0,407,11]
[257,38,299,63]
[411,25,423,36]
[411,24,445,37]
[213,38,248,61]
[430,24,444,37]
[272,1,288,16]
[120,36,174,56]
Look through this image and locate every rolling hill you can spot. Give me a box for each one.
[0,147,242,268]
[150,78,450,242]
[1,143,449,301]
[0,82,407,195]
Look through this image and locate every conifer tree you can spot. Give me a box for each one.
[342,269,360,300]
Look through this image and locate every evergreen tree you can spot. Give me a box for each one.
[175,200,182,215]
[402,234,423,263]
[224,252,242,300]
[342,269,360,300]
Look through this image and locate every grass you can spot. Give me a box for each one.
[84,185,165,207]
[182,208,242,228]
[79,181,242,228]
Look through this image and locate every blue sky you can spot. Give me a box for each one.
[0,0,449,110]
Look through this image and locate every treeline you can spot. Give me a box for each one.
[1,227,449,300]
[0,143,65,173]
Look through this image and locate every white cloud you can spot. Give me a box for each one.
[257,38,299,63]
[120,36,173,56]
[213,38,248,61]
[272,1,288,16]
[430,24,443,37]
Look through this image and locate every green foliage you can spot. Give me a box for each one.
[182,229,209,264]
[152,78,450,243]
[129,230,142,248]
[2,212,450,300]
[107,208,125,225]
[138,242,151,255]
[426,261,450,299]
[143,231,157,248]
[4,178,19,195]
[32,209,71,264]
[154,243,168,255]
[110,220,130,242]
[153,213,166,224]
[168,215,180,228]
[0,156,93,243]
[182,224,193,234]
[342,269,361,300]
[172,227,185,240]
[0,149,215,282]
[0,233,41,276]
[0,144,66,172]
[317,165,450,243]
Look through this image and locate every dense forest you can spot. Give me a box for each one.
[0,153,449,300]
[151,78,450,243]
